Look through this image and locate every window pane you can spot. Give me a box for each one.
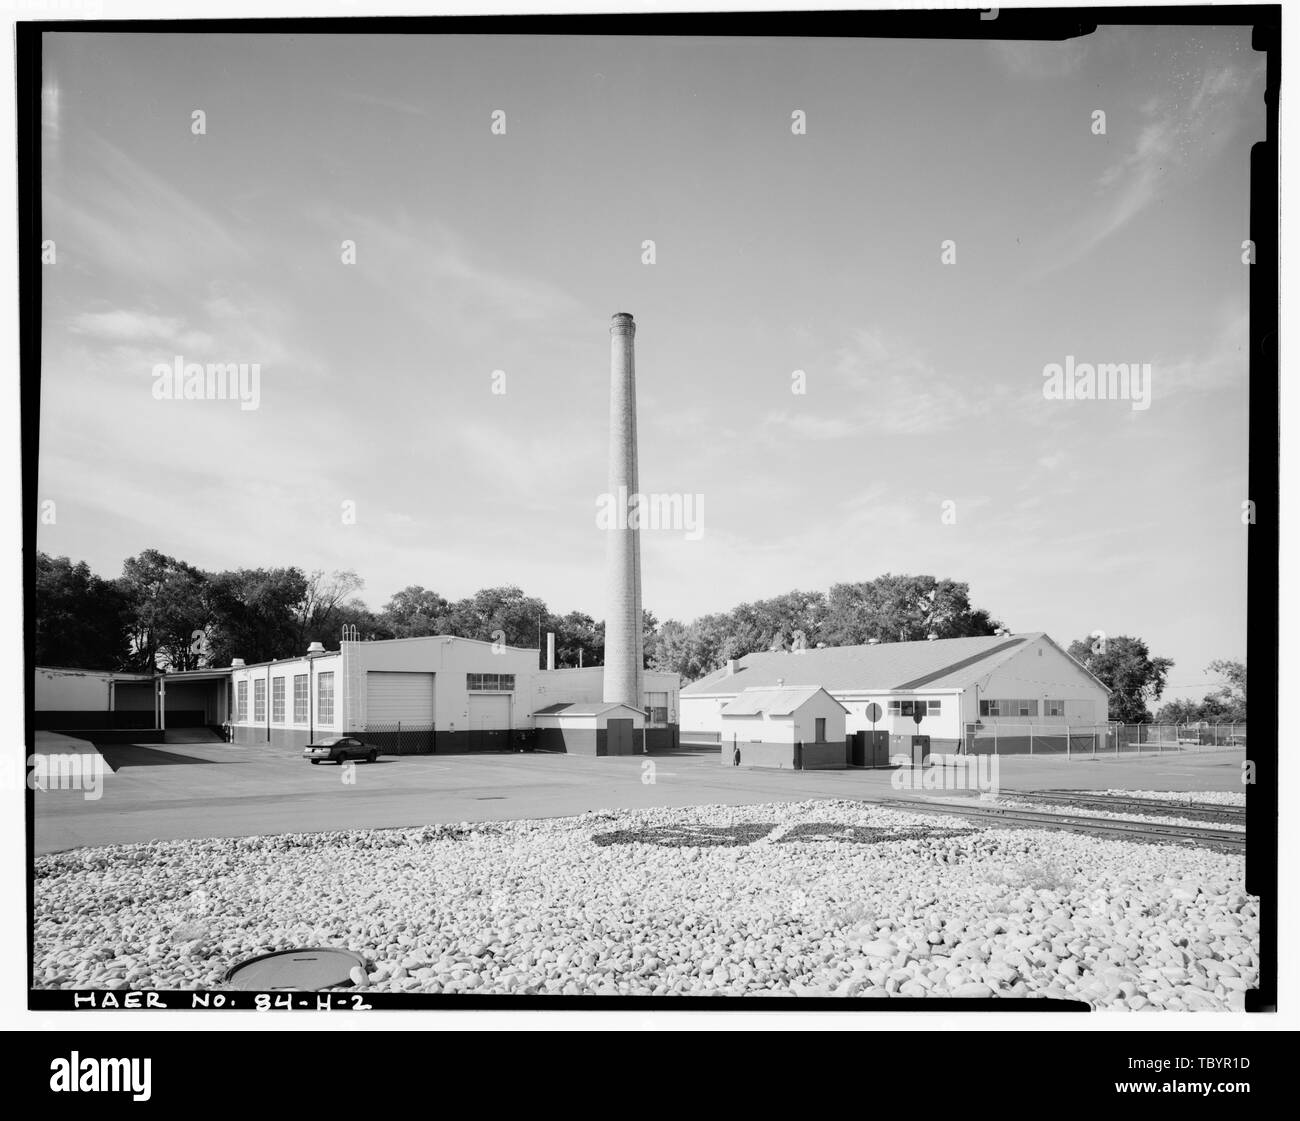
[293,674,308,723]
[318,672,334,724]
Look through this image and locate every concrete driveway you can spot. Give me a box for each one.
[31,736,1247,854]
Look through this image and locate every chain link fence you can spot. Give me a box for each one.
[357,721,436,756]
[964,721,1246,756]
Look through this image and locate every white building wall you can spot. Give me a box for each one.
[34,668,122,711]
[531,666,679,726]
[837,691,963,741]
[214,639,685,739]
[720,693,846,745]
[347,637,537,732]
[721,712,795,744]
[229,654,343,736]
[691,689,960,741]
[973,637,1108,725]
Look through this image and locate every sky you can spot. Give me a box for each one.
[37,27,1265,699]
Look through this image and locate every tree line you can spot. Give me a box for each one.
[34,552,1242,721]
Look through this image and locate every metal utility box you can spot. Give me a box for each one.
[910,734,931,768]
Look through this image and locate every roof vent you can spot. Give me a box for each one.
[867,638,880,646]
[926,633,938,641]
[726,658,739,676]
[776,677,784,687]
[230,658,245,667]
[306,641,325,655]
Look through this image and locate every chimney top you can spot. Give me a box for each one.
[610,312,636,335]
[726,658,739,676]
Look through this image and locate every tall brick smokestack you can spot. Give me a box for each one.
[603,312,644,711]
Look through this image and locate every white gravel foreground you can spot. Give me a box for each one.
[34,799,1258,1009]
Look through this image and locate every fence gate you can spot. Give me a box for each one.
[361,721,435,755]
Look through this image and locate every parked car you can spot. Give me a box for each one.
[303,736,378,765]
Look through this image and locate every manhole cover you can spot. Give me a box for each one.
[223,948,367,991]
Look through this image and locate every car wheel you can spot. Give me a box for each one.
[367,750,378,764]
[310,759,320,765]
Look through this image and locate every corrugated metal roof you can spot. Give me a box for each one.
[684,633,1045,695]
[720,685,848,717]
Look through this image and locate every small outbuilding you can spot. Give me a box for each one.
[719,685,848,769]
[532,702,646,756]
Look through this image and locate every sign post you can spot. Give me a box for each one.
[865,702,882,767]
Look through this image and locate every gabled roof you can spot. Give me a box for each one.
[721,685,849,717]
[531,702,643,717]
[683,633,1046,696]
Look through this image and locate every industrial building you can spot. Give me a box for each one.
[34,636,680,755]
[682,632,1109,757]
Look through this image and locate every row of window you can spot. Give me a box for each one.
[466,673,515,692]
[235,672,334,724]
[887,700,942,716]
[980,699,1066,717]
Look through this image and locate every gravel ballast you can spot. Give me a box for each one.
[992,799,1246,832]
[34,799,1257,1008]
[1105,789,1246,807]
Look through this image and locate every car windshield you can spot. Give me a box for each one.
[316,738,343,746]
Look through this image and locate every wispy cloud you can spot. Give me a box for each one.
[760,327,987,442]
[48,134,251,286]
[304,206,586,334]
[68,309,212,351]
[1040,62,1261,274]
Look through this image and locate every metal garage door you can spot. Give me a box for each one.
[365,672,435,724]
[468,693,510,751]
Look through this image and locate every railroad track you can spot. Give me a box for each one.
[995,789,1246,826]
[873,796,1246,854]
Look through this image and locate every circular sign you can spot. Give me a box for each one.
[913,709,925,725]
[865,703,882,723]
